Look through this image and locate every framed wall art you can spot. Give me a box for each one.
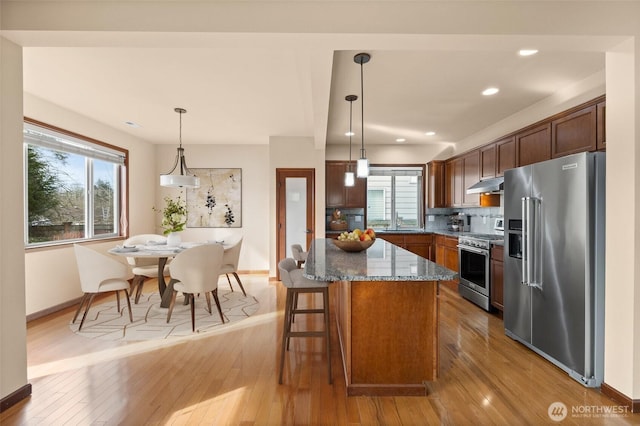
[186,168,242,228]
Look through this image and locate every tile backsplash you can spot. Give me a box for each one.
[425,206,503,234]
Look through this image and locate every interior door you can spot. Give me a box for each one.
[276,169,315,278]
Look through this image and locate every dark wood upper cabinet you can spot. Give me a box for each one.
[445,158,463,207]
[427,160,446,208]
[597,101,606,150]
[325,161,366,208]
[551,105,597,158]
[516,123,551,167]
[495,136,516,176]
[462,150,480,206]
[480,144,496,180]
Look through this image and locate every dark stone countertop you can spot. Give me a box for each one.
[303,238,457,282]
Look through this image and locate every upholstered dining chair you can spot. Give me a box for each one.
[291,244,308,268]
[73,244,133,331]
[123,234,170,303]
[277,257,332,384]
[166,243,225,332]
[220,237,246,296]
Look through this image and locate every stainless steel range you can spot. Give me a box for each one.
[457,219,504,311]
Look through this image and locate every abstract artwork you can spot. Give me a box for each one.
[186,168,241,228]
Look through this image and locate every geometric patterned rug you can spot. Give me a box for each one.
[69,290,260,341]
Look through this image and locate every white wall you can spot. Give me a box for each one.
[0,37,28,404]
[604,38,639,401]
[325,143,453,164]
[23,94,157,315]
[155,143,270,272]
[269,136,326,276]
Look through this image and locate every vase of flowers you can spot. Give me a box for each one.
[154,195,187,246]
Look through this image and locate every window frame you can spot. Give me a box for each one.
[366,164,425,230]
[23,117,129,248]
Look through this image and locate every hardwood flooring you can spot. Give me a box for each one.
[1,274,638,425]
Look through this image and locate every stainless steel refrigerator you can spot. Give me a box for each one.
[504,151,605,387]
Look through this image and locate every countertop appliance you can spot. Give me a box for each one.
[457,220,504,311]
[504,152,605,387]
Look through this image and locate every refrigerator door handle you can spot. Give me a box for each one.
[521,197,528,286]
[524,196,542,290]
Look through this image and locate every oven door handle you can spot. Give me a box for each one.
[457,245,489,256]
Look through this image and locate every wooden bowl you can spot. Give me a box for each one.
[329,221,348,231]
[333,238,375,252]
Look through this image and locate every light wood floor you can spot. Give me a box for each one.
[1,274,637,425]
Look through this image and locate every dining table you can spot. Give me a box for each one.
[109,241,229,308]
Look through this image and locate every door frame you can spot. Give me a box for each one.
[275,168,315,279]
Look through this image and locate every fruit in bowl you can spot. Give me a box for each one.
[334,228,376,252]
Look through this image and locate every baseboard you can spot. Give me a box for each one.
[601,382,640,413]
[26,297,83,322]
[0,383,32,413]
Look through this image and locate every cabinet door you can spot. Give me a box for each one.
[496,136,516,176]
[326,162,346,207]
[427,161,446,208]
[445,158,464,207]
[597,101,606,150]
[435,237,445,266]
[551,105,597,158]
[346,174,367,207]
[516,123,551,167]
[380,234,404,246]
[490,245,504,311]
[480,144,496,180]
[463,150,480,206]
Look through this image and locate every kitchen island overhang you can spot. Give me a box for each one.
[304,238,457,396]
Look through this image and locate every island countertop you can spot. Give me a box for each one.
[304,238,457,282]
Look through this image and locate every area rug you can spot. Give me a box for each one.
[69,290,259,341]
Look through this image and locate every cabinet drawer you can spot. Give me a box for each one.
[404,234,432,244]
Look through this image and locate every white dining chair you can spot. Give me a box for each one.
[123,234,170,303]
[73,244,134,331]
[166,243,226,332]
[220,237,246,296]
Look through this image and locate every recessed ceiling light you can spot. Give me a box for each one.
[425,131,436,136]
[345,131,355,136]
[519,49,539,56]
[396,138,406,143]
[125,121,141,128]
[482,87,499,96]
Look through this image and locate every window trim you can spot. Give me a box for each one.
[24,117,129,249]
[367,163,426,230]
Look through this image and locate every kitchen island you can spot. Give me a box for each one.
[304,238,457,396]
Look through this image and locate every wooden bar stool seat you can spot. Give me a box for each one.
[277,258,332,384]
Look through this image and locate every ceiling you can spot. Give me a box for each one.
[22,43,605,148]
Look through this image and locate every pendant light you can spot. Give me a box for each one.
[344,94,358,187]
[160,108,200,188]
[354,52,371,178]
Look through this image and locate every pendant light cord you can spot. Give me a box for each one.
[360,60,365,157]
[349,99,353,165]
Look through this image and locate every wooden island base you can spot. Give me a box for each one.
[333,279,439,396]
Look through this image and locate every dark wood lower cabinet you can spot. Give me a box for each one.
[435,235,459,291]
[490,244,504,312]
[379,233,433,261]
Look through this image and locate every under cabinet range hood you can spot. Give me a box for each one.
[466,176,504,194]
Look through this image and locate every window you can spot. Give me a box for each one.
[366,166,424,230]
[24,119,128,246]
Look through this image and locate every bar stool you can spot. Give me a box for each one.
[277,258,332,384]
[290,244,308,268]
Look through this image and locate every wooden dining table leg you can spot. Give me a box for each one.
[160,277,179,308]
[156,257,169,296]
